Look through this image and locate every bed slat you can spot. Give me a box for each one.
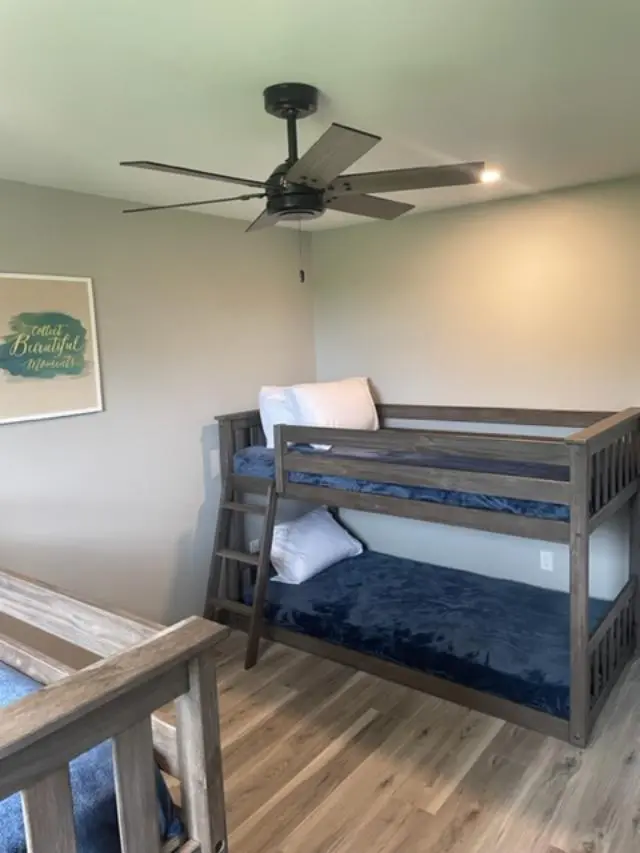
[21,767,77,853]
[113,717,161,853]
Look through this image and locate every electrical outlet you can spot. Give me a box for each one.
[540,550,554,572]
[249,538,260,554]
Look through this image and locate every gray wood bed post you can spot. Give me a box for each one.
[630,470,640,654]
[568,440,591,748]
[176,649,228,853]
[219,419,234,483]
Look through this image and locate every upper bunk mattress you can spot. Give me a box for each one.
[254,551,610,720]
[0,662,181,853]
[234,445,570,521]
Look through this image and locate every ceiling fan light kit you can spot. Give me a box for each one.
[121,82,491,231]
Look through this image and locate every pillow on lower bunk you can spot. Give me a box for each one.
[0,661,183,853]
[270,507,363,584]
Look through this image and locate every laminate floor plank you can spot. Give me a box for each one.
[201,632,640,853]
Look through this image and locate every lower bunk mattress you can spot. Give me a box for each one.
[234,445,571,521]
[248,551,610,720]
[0,663,181,853]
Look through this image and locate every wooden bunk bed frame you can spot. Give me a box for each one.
[0,567,229,853]
[208,404,640,749]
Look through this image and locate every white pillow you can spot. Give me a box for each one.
[258,385,297,448]
[288,377,378,449]
[270,507,363,584]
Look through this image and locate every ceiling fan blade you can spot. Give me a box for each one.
[286,123,380,188]
[122,193,266,214]
[326,193,413,221]
[245,209,277,232]
[329,161,485,195]
[120,160,267,190]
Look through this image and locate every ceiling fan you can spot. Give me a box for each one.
[120,82,488,232]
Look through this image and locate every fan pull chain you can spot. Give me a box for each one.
[298,221,305,283]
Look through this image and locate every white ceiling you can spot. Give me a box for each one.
[1,0,639,229]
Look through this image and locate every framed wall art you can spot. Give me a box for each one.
[0,273,103,425]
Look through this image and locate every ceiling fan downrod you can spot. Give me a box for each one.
[286,111,298,165]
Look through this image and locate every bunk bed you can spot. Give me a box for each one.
[0,567,228,853]
[207,404,640,749]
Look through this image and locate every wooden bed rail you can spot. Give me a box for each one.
[0,567,161,656]
[272,424,573,542]
[0,567,229,778]
[276,424,570,502]
[215,404,612,433]
[377,404,612,428]
[277,423,571,464]
[566,408,640,533]
[587,577,637,732]
[567,407,640,451]
[0,617,227,853]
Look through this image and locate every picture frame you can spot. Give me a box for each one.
[0,273,103,425]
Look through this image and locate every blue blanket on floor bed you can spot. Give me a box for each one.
[234,445,571,521]
[249,551,610,720]
[0,663,182,853]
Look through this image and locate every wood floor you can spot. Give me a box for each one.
[200,631,640,853]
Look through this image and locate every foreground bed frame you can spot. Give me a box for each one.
[0,567,229,853]
[208,404,640,748]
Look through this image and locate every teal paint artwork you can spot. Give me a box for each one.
[0,312,88,379]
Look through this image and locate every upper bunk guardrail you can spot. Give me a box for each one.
[567,408,640,530]
[377,405,612,428]
[275,424,571,505]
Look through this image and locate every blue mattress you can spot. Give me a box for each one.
[234,445,570,521]
[251,551,610,720]
[0,663,182,853]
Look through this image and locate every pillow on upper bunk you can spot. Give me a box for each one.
[270,507,363,584]
[259,385,298,448]
[288,377,379,434]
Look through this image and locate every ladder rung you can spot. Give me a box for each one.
[228,473,271,495]
[222,501,266,515]
[216,548,260,566]
[208,598,251,616]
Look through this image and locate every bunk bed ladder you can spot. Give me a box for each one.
[244,482,278,669]
[205,476,278,669]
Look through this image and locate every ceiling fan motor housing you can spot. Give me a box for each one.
[266,161,325,221]
[267,190,324,221]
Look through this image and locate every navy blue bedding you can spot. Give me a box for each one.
[251,551,610,720]
[0,663,182,853]
[234,445,570,521]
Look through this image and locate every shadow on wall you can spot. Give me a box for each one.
[169,422,221,622]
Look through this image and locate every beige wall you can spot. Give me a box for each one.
[0,179,315,621]
[313,178,640,408]
[312,178,640,599]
